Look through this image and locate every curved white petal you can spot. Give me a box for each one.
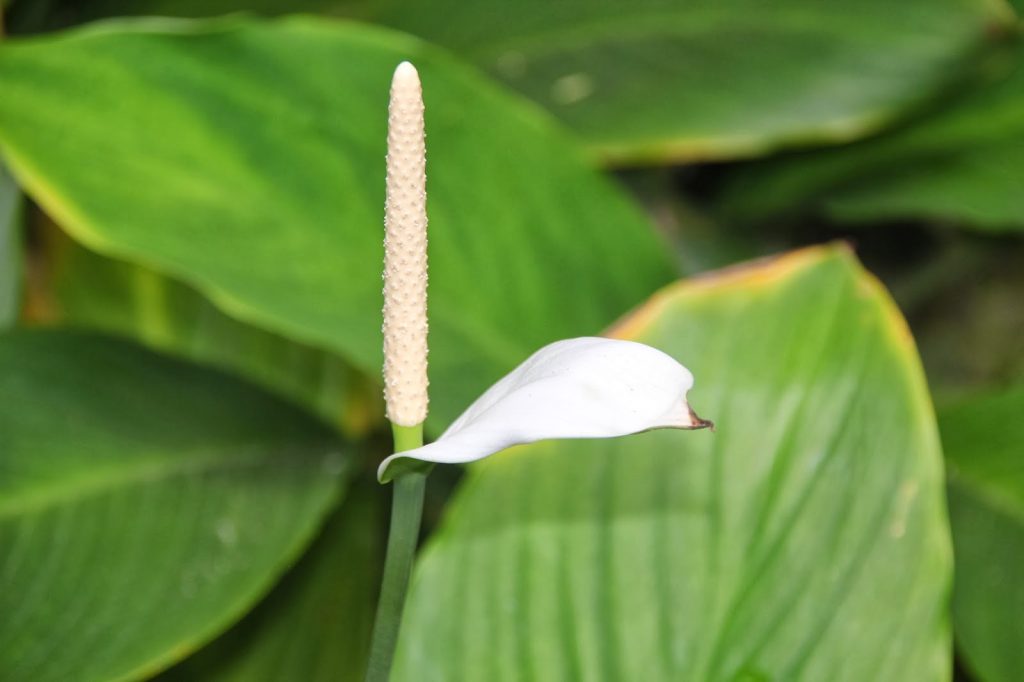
[378,337,711,482]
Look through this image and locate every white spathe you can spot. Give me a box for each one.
[378,337,711,482]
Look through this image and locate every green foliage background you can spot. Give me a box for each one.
[0,1,1021,681]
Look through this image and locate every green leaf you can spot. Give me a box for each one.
[367,0,1013,164]
[42,230,383,436]
[84,0,350,18]
[395,246,951,681]
[0,329,351,682]
[940,385,1024,682]
[718,41,1024,231]
[0,16,674,428]
[0,162,20,327]
[162,481,383,681]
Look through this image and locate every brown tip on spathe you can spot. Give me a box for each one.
[685,405,715,431]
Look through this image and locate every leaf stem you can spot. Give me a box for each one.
[364,423,426,682]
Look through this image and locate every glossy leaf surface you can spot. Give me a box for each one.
[395,246,951,681]
[0,330,350,682]
[941,385,1024,682]
[41,232,382,436]
[0,17,674,427]
[163,484,383,682]
[719,43,1024,231]
[370,0,1013,163]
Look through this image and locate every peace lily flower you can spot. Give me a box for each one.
[378,336,712,482]
[367,61,710,682]
[378,61,711,484]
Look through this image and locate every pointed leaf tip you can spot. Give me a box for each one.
[378,337,709,482]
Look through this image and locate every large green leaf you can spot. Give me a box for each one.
[4,0,351,35]
[86,0,348,18]
[0,16,674,428]
[0,329,351,682]
[367,0,1013,164]
[395,246,951,681]
[940,385,1024,682]
[163,482,383,681]
[41,230,383,436]
[718,41,1024,231]
[0,162,19,326]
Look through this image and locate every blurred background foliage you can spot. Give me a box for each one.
[0,0,1022,680]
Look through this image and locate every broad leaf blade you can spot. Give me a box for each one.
[0,330,351,682]
[718,43,1024,231]
[941,385,1024,682]
[395,246,951,681]
[162,482,383,681]
[89,0,346,18]
[0,17,675,427]
[41,230,382,436]
[368,0,1013,164]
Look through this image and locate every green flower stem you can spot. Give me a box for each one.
[365,422,426,682]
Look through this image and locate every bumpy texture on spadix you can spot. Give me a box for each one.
[383,61,429,427]
[378,337,711,481]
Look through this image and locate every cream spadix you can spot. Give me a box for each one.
[382,61,429,427]
[378,337,711,482]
